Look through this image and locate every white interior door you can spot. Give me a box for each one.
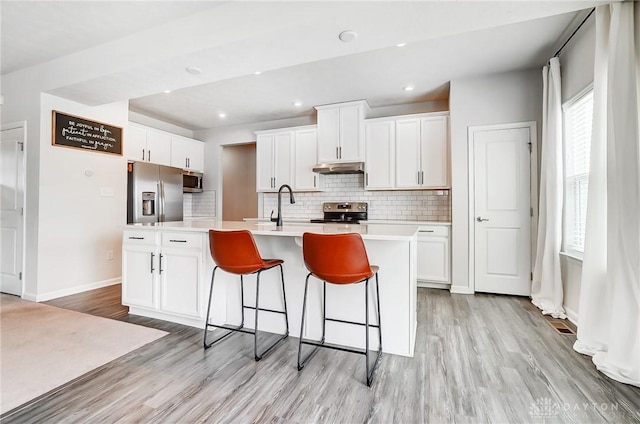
[1,127,25,296]
[473,127,531,296]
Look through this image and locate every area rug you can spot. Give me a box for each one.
[0,294,167,415]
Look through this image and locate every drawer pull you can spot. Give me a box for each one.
[169,239,187,243]
[129,236,145,240]
[419,230,435,233]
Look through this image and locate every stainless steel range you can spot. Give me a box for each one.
[310,202,368,224]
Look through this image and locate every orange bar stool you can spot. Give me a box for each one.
[298,232,382,386]
[204,229,289,361]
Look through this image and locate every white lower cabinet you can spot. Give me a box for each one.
[122,244,159,309]
[122,230,206,323]
[417,225,450,285]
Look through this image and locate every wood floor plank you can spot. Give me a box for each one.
[2,285,638,423]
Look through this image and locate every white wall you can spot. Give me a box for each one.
[560,15,595,102]
[449,68,543,294]
[557,13,595,323]
[129,111,195,138]
[34,95,128,300]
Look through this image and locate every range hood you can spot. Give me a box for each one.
[312,162,365,174]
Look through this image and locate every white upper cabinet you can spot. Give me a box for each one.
[256,125,323,193]
[365,112,450,191]
[126,123,171,166]
[365,120,395,189]
[127,123,203,171]
[420,116,449,188]
[170,136,187,168]
[145,131,172,166]
[395,118,422,188]
[293,127,323,191]
[171,136,204,172]
[316,100,368,163]
[126,125,148,162]
[395,114,450,189]
[255,131,293,192]
[185,139,204,172]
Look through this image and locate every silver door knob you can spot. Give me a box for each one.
[476,216,489,222]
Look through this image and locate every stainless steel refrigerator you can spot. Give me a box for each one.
[127,162,183,224]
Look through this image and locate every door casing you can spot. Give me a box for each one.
[1,122,27,297]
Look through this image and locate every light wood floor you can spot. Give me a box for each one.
[3,285,639,423]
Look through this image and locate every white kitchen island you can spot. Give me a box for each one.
[122,220,418,357]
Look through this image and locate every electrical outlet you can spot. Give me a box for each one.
[106,250,114,260]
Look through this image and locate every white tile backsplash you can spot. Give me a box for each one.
[184,190,216,217]
[263,174,450,221]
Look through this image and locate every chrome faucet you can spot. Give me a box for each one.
[270,184,295,227]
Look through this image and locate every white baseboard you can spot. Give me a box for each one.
[449,285,474,295]
[32,277,121,302]
[417,281,451,290]
[565,306,579,326]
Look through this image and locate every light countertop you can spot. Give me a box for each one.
[243,217,451,226]
[124,220,419,241]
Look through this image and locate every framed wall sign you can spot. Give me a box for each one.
[52,111,123,155]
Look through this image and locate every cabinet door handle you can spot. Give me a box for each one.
[129,236,144,240]
[188,158,190,168]
[313,175,316,188]
[159,253,163,274]
[148,150,151,162]
[185,158,188,168]
[336,146,339,159]
[339,146,342,159]
[150,252,155,273]
[169,239,187,243]
[366,173,369,186]
[421,171,424,185]
[142,149,145,161]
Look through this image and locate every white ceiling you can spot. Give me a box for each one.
[1,1,606,131]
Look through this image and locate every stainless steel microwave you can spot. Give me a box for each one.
[183,171,203,193]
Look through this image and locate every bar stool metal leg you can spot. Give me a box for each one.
[204,267,243,349]
[205,265,289,359]
[366,272,383,386]
[253,265,289,361]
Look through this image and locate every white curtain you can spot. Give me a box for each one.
[532,57,566,319]
[574,2,640,387]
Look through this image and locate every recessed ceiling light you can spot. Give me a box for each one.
[396,42,407,47]
[338,30,358,43]
[293,101,302,107]
[403,85,415,92]
[163,90,171,94]
[218,112,226,118]
[185,66,202,75]
[254,71,262,75]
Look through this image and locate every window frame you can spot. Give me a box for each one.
[561,84,594,260]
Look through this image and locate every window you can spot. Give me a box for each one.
[563,89,593,256]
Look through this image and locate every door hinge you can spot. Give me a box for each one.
[528,142,532,153]
[18,141,24,151]
[530,207,533,217]
[19,272,22,280]
[530,272,533,281]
